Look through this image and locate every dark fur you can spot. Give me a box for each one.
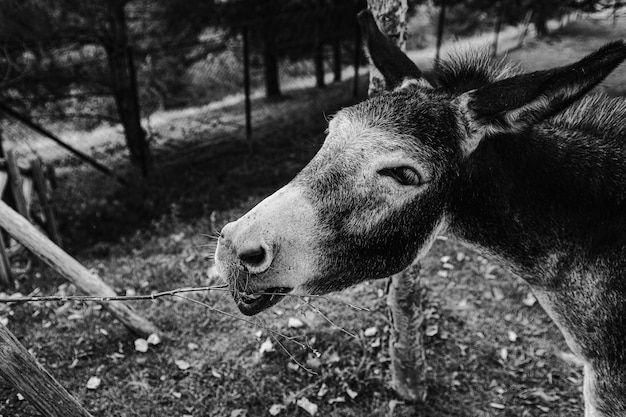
[305,11,626,414]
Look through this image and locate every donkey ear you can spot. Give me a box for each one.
[357,9,428,92]
[456,41,626,155]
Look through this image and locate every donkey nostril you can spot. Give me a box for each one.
[238,246,267,267]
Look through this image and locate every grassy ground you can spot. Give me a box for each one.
[1,17,625,417]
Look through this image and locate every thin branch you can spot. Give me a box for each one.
[0,285,228,303]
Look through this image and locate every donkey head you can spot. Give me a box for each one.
[215,10,626,315]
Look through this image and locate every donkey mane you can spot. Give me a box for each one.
[434,46,519,94]
[435,45,626,141]
[552,94,626,141]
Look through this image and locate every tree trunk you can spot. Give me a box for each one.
[533,0,549,38]
[314,42,325,88]
[332,40,342,82]
[435,0,447,63]
[492,2,504,57]
[366,0,427,402]
[104,0,151,177]
[263,47,281,99]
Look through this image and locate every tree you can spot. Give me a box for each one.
[365,0,427,402]
[0,0,151,175]
[213,0,362,98]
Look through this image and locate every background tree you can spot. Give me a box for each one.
[366,0,427,402]
[0,0,152,175]
[212,0,363,99]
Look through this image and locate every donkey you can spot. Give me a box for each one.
[215,10,626,416]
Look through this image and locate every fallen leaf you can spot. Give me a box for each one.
[364,326,377,337]
[287,363,300,372]
[67,312,84,320]
[86,376,101,390]
[188,342,199,350]
[172,391,182,399]
[306,357,321,369]
[326,351,340,363]
[500,347,508,361]
[259,338,274,355]
[147,333,161,345]
[296,397,318,416]
[328,396,345,404]
[522,293,537,307]
[425,324,439,337]
[440,255,451,263]
[269,404,285,416]
[288,317,304,328]
[492,287,505,301]
[230,409,247,417]
[345,387,358,399]
[134,339,149,353]
[317,383,328,398]
[489,402,505,409]
[16,393,24,401]
[211,368,222,378]
[175,360,191,370]
[437,270,448,278]
[508,330,518,342]
[456,252,466,262]
[442,262,454,269]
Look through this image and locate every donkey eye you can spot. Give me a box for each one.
[378,167,422,186]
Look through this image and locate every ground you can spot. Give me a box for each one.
[1,16,626,417]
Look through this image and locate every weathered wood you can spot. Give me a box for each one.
[6,150,29,219]
[0,159,32,176]
[0,200,160,337]
[31,160,62,247]
[22,177,34,217]
[0,321,93,417]
[365,0,427,402]
[0,172,12,288]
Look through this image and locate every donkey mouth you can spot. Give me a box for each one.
[234,287,292,315]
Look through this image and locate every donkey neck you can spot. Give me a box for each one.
[448,121,626,278]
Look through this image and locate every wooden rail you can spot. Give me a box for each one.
[0,200,160,337]
[0,322,93,417]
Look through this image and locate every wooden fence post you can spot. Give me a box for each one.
[0,200,160,337]
[0,171,12,288]
[0,321,93,417]
[30,160,62,247]
[6,150,29,220]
